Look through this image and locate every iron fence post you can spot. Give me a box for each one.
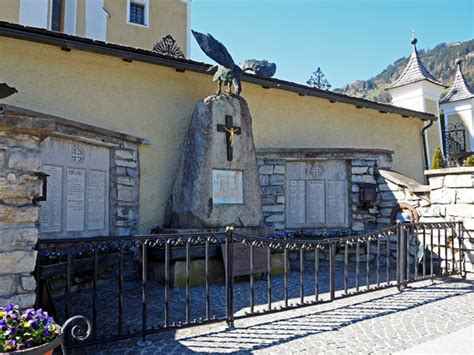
[329,242,336,301]
[396,222,400,290]
[458,222,464,277]
[400,223,408,289]
[225,227,235,328]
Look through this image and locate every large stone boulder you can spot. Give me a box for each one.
[169,94,262,228]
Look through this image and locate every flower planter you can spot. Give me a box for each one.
[1,334,63,355]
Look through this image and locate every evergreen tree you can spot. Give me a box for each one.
[431,147,445,169]
[307,67,332,90]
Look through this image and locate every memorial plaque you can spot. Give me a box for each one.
[40,165,63,233]
[66,168,85,231]
[221,243,268,276]
[286,161,348,228]
[288,180,305,226]
[87,170,106,230]
[327,180,345,226]
[40,137,110,238]
[308,180,325,224]
[212,169,243,204]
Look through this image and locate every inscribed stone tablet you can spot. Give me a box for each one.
[40,165,63,233]
[212,170,243,204]
[308,180,325,224]
[87,170,106,230]
[66,168,85,231]
[288,180,305,225]
[327,180,345,225]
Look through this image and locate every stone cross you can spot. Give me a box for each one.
[217,115,241,161]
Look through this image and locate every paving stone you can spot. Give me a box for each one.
[71,274,473,355]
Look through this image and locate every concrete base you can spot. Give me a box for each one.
[148,258,225,288]
[148,252,288,288]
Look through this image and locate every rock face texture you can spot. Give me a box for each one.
[169,94,262,228]
[0,132,41,307]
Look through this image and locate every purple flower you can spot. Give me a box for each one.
[3,340,16,351]
[5,304,18,311]
[30,319,40,330]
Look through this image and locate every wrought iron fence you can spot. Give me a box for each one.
[35,222,466,348]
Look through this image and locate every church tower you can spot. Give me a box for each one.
[439,59,474,162]
[386,36,446,168]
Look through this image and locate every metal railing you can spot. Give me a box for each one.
[35,222,466,348]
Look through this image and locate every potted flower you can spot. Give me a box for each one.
[0,304,62,354]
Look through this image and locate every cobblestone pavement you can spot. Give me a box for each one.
[75,277,473,354]
[57,260,398,339]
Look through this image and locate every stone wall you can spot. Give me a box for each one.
[257,148,394,233]
[0,104,146,306]
[375,167,474,273]
[421,168,474,272]
[0,131,41,307]
[112,142,140,236]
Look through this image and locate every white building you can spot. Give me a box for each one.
[386,37,447,169]
[439,59,474,163]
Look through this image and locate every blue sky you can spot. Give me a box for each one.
[190,0,473,88]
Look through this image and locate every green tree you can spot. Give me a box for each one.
[431,147,445,169]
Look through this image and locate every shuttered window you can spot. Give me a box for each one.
[129,2,146,25]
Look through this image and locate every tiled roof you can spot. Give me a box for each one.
[440,60,474,104]
[387,38,446,89]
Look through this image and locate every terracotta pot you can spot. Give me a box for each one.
[1,333,63,355]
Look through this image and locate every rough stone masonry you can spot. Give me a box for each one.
[169,94,262,228]
[0,104,145,307]
[0,131,41,307]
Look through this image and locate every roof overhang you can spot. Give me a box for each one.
[0,21,436,122]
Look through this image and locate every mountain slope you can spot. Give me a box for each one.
[335,40,474,103]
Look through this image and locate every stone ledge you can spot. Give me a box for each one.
[257,148,394,160]
[379,169,430,193]
[425,167,474,177]
[0,104,149,145]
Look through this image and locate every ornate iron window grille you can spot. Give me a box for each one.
[443,122,466,166]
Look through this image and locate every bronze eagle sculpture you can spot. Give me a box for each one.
[192,30,276,96]
[0,83,17,99]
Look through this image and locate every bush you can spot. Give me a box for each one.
[464,155,474,167]
[431,147,445,169]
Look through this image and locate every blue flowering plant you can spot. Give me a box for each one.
[0,304,61,352]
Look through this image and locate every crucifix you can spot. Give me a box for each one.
[217,115,241,161]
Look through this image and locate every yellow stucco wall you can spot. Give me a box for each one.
[0,0,188,55]
[0,0,20,23]
[105,0,188,53]
[0,36,426,232]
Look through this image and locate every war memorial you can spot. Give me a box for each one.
[0,1,473,353]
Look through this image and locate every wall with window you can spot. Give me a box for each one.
[0,0,189,55]
[105,0,188,54]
